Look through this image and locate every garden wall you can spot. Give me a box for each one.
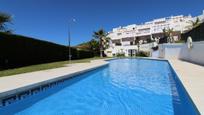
[158,43,183,59]
[157,42,204,65]
[179,41,204,66]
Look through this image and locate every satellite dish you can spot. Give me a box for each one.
[187,36,193,49]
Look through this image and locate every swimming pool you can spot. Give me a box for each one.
[0,59,199,115]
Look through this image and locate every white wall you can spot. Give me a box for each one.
[152,50,159,58]
[179,41,204,65]
[158,43,183,59]
[157,41,204,65]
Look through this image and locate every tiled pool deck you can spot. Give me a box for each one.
[169,59,204,114]
[0,60,108,101]
[0,58,203,114]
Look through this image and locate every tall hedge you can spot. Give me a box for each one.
[76,50,94,59]
[0,32,93,70]
[181,22,204,42]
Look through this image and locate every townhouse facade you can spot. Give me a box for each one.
[105,10,204,57]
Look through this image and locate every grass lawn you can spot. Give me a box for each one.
[0,57,109,77]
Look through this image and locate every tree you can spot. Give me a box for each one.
[135,37,140,54]
[0,12,12,32]
[89,39,99,56]
[190,17,200,28]
[75,39,99,56]
[163,28,174,43]
[93,29,110,57]
[75,39,100,57]
[146,38,154,43]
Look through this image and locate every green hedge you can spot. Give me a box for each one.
[136,51,150,57]
[0,32,93,70]
[182,22,204,42]
[76,50,94,59]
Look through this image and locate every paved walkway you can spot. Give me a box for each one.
[0,60,108,99]
[169,60,204,114]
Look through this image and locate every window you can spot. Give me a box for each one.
[115,43,122,46]
[117,33,122,36]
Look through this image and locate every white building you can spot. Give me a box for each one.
[105,10,204,57]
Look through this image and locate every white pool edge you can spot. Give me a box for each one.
[0,59,110,105]
[168,59,204,114]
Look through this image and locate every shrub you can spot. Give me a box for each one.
[116,53,125,57]
[181,22,204,42]
[76,50,94,59]
[136,51,150,57]
[0,32,93,70]
[152,46,158,51]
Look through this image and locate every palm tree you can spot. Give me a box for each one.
[0,12,12,32]
[93,29,110,57]
[103,37,110,49]
[135,37,140,54]
[190,17,200,28]
[89,39,99,56]
[163,28,174,43]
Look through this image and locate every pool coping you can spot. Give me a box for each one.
[0,59,111,105]
[168,59,204,115]
[139,57,203,114]
[113,57,203,114]
[0,57,203,114]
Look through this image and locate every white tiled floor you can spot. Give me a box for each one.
[0,60,108,99]
[169,59,204,114]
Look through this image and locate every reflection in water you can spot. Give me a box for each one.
[108,59,172,95]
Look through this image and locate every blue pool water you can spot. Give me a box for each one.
[0,59,199,115]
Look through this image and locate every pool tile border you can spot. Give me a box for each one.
[0,60,109,107]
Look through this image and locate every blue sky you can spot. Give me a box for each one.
[0,0,204,46]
